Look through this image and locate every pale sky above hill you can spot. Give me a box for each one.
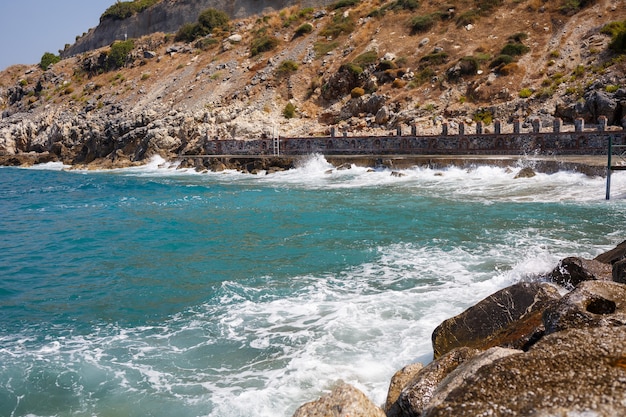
[0,0,113,70]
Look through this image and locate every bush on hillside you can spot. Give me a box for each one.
[500,42,530,56]
[276,60,299,76]
[40,52,60,71]
[283,102,296,118]
[175,23,202,42]
[198,8,230,33]
[410,14,440,33]
[293,23,314,38]
[602,20,626,53]
[321,14,356,38]
[101,0,159,22]
[107,40,135,70]
[251,35,280,56]
[175,8,230,43]
[490,54,514,67]
[330,0,360,10]
[353,50,378,66]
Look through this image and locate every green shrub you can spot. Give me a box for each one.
[341,62,364,75]
[410,14,437,33]
[198,8,230,33]
[389,0,420,10]
[101,0,159,21]
[321,14,355,38]
[378,60,397,70]
[283,102,296,118]
[508,32,528,43]
[603,21,626,53]
[559,0,596,14]
[330,0,360,10]
[277,60,299,76]
[419,52,448,66]
[606,85,620,93]
[176,23,202,42]
[195,37,219,50]
[473,109,493,125]
[40,52,60,71]
[456,9,479,26]
[601,20,626,37]
[367,8,384,18]
[251,35,280,56]
[354,50,378,66]
[476,0,503,13]
[519,88,533,98]
[490,54,514,67]
[458,56,479,75]
[294,23,314,37]
[500,42,530,56]
[414,67,435,84]
[175,8,229,42]
[314,41,339,57]
[107,40,135,70]
[351,87,365,98]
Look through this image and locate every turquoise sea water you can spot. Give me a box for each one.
[1,155,625,417]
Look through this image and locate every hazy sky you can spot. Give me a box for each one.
[0,0,114,70]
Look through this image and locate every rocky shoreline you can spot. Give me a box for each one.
[292,241,626,416]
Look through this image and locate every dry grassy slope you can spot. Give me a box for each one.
[0,0,624,138]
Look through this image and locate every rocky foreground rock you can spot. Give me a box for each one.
[292,241,626,417]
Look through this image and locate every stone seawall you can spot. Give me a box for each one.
[202,119,625,157]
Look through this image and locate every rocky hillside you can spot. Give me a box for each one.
[63,0,337,57]
[0,0,625,168]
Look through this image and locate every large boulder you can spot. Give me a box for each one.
[584,90,619,125]
[384,363,424,415]
[548,256,612,288]
[543,280,626,334]
[292,382,385,417]
[422,326,626,416]
[431,282,560,358]
[389,347,480,417]
[421,347,522,416]
[595,240,626,265]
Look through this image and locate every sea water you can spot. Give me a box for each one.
[1,154,625,417]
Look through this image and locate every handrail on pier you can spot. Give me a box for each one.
[606,137,626,200]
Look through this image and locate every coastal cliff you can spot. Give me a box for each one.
[0,0,625,169]
[292,242,626,416]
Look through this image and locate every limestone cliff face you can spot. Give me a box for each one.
[63,0,335,57]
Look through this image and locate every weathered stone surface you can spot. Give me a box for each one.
[613,258,626,284]
[431,282,561,359]
[422,347,522,416]
[292,381,386,417]
[595,240,626,265]
[384,363,424,413]
[422,326,626,417]
[390,347,480,417]
[543,280,626,334]
[548,256,613,287]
